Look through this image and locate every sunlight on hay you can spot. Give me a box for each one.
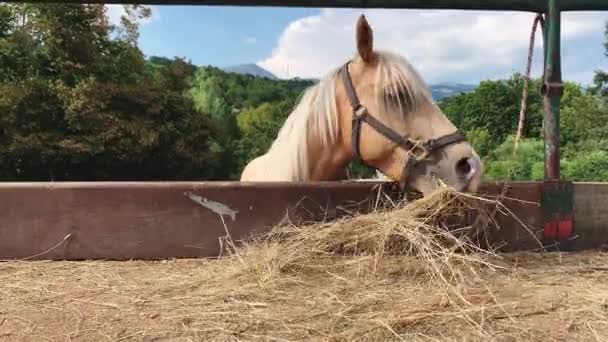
[204,187,511,340]
[233,187,497,286]
[2,187,608,341]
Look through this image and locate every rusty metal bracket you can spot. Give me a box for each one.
[541,180,575,251]
[540,81,564,96]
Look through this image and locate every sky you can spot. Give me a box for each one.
[107,5,608,86]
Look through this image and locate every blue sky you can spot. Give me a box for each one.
[110,5,608,85]
[137,6,319,68]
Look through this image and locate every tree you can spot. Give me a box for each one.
[560,90,608,146]
[438,74,544,157]
[2,3,606,183]
[484,136,544,181]
[236,100,295,168]
[564,151,608,182]
[188,65,313,178]
[591,22,608,96]
[0,4,220,181]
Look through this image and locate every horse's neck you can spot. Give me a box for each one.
[306,132,351,181]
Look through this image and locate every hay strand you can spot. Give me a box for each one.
[1,188,607,341]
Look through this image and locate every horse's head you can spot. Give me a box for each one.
[336,15,482,195]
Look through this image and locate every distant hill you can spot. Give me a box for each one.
[430,83,477,100]
[222,63,477,101]
[222,63,277,80]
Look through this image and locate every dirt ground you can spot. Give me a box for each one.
[1,251,608,342]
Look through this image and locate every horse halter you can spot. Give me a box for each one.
[338,61,467,185]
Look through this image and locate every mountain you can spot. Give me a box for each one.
[222,63,476,101]
[222,63,277,80]
[430,83,477,101]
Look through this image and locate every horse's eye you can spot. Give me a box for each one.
[386,89,410,107]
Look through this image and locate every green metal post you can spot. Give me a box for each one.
[540,0,574,250]
[542,0,562,180]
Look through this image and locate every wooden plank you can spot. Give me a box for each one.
[473,181,544,251]
[571,182,608,250]
[0,181,546,260]
[0,181,398,260]
[4,181,608,260]
[7,0,607,11]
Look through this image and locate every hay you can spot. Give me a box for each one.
[2,188,608,341]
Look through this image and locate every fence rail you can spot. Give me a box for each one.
[2,180,599,261]
[6,0,608,11]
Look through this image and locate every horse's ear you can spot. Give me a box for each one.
[356,14,375,63]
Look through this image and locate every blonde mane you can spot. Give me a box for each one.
[264,50,433,181]
[373,51,433,118]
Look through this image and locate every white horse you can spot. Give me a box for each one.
[241,15,482,195]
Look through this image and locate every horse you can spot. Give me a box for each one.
[240,15,483,196]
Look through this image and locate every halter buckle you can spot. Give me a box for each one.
[409,141,430,162]
[353,105,368,119]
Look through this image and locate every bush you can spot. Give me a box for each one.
[484,136,544,181]
[484,136,608,182]
[530,161,544,181]
[563,150,608,182]
[465,128,492,158]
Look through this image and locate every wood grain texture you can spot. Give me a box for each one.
[572,183,608,250]
[0,181,550,260]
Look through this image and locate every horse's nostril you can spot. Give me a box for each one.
[456,157,472,178]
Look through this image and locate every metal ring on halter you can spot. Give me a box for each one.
[354,104,368,119]
[408,141,430,162]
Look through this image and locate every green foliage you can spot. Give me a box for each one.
[484,136,545,181]
[465,128,492,157]
[1,3,607,183]
[347,160,377,179]
[590,22,608,96]
[563,139,608,159]
[438,74,544,154]
[530,161,545,181]
[483,136,608,182]
[561,89,608,145]
[190,66,312,113]
[0,3,220,181]
[438,62,608,182]
[563,150,608,182]
[188,65,313,178]
[235,100,293,168]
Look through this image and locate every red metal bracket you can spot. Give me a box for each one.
[542,180,575,250]
[543,213,573,241]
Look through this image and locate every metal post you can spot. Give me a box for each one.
[540,0,574,251]
[542,0,563,180]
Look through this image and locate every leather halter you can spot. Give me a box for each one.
[338,61,467,185]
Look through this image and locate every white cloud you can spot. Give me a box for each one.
[105,4,159,27]
[259,9,608,84]
[243,36,257,45]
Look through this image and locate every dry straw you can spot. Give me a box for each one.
[2,187,608,341]
[211,187,508,335]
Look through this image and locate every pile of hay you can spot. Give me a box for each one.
[2,188,608,341]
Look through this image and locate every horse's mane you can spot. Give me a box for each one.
[265,50,433,181]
